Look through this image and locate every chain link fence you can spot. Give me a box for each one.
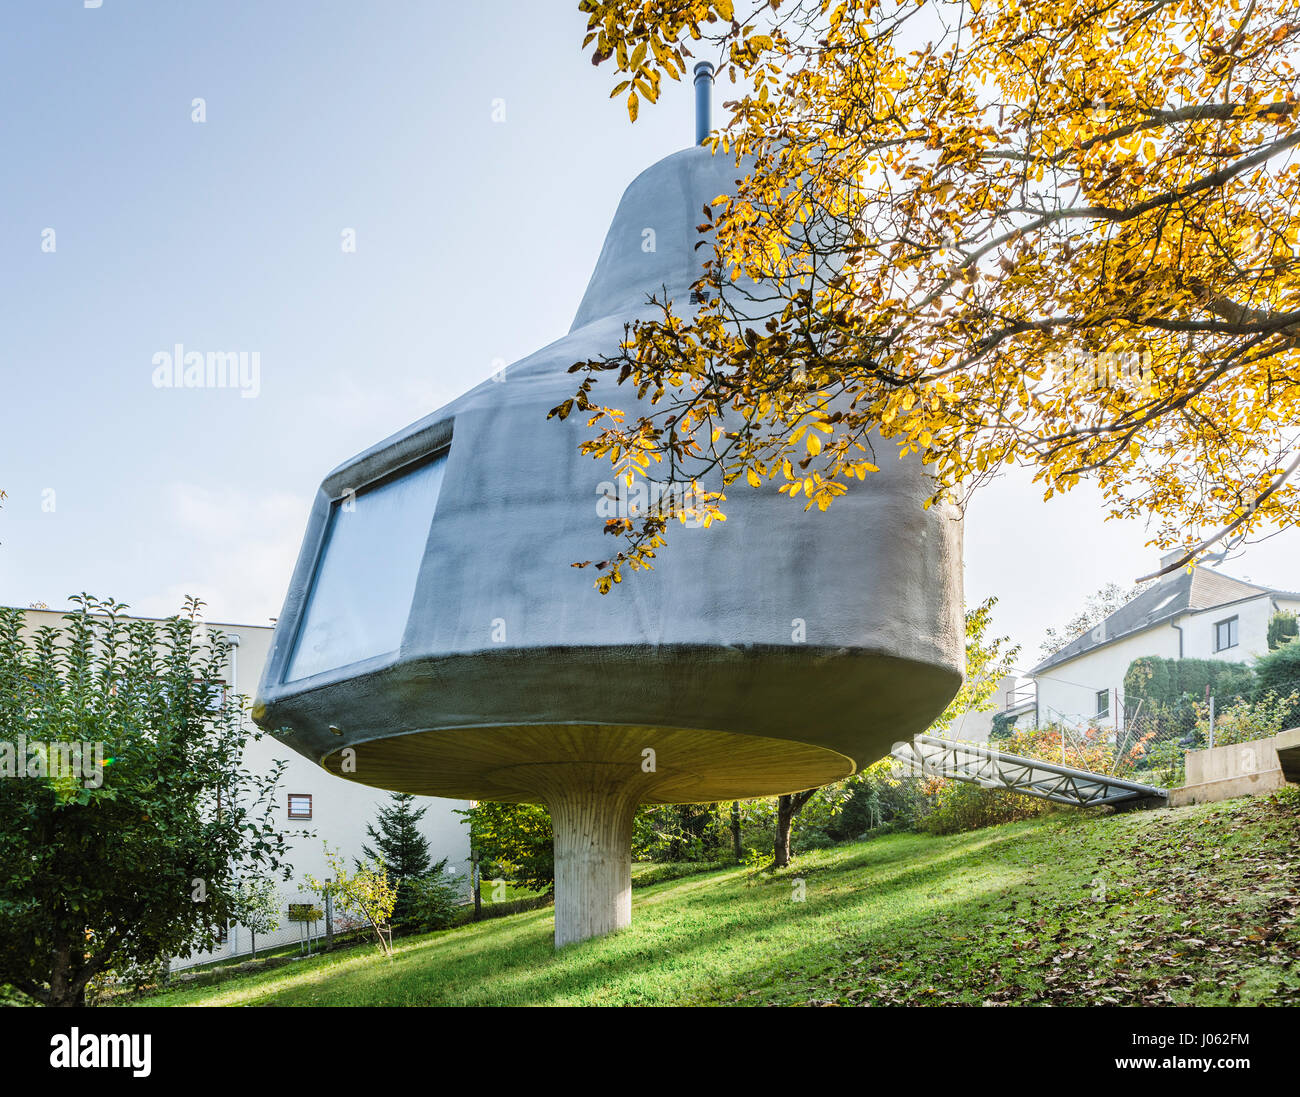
[168,884,359,973]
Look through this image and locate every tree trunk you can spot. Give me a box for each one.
[774,796,795,868]
[773,789,818,869]
[47,941,88,1007]
[472,849,482,921]
[49,984,87,1007]
[731,801,742,861]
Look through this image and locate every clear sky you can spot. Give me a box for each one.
[3,0,1298,675]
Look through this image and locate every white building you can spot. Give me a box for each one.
[13,607,473,968]
[1021,558,1300,732]
[949,673,1026,742]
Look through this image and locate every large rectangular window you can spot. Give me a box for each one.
[1214,616,1239,652]
[285,451,448,681]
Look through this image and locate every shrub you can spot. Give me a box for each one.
[1254,641,1300,730]
[305,847,397,956]
[403,861,463,932]
[827,759,930,840]
[1133,737,1186,788]
[989,711,1017,741]
[1198,689,1300,747]
[633,803,730,863]
[1268,611,1298,651]
[915,723,1135,835]
[1005,723,1120,773]
[918,781,1050,836]
[1124,656,1254,732]
[461,801,554,893]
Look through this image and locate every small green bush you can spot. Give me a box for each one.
[1268,611,1298,651]
[918,781,1051,836]
[1199,689,1300,748]
[403,863,463,933]
[1254,642,1300,729]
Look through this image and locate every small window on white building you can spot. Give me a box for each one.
[1214,616,1239,652]
[1095,689,1109,718]
[287,793,313,820]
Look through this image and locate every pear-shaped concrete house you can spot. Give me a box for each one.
[255,74,965,946]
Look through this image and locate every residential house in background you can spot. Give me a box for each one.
[13,607,473,968]
[949,673,1032,742]
[1012,555,1300,733]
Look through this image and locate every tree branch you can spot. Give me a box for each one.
[1136,449,1300,581]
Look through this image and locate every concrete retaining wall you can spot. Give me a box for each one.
[1168,728,1298,807]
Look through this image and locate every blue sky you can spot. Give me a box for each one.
[3,0,1298,670]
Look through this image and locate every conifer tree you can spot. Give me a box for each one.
[362,793,432,928]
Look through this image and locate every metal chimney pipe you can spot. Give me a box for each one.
[693,61,714,145]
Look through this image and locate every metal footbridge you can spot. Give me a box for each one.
[891,734,1168,809]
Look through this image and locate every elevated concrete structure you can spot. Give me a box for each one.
[255,143,964,946]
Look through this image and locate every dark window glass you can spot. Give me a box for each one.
[1214,616,1238,652]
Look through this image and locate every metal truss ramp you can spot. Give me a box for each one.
[891,734,1168,809]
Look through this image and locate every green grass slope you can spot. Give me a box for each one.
[139,790,1300,1007]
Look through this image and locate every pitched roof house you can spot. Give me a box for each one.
[1019,557,1300,731]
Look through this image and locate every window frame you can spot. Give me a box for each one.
[1095,689,1110,718]
[1213,615,1239,652]
[287,793,313,820]
[282,446,450,684]
[260,415,454,697]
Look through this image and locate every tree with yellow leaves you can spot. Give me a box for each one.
[565,0,1300,589]
[306,845,398,956]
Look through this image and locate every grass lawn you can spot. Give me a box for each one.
[136,789,1300,1007]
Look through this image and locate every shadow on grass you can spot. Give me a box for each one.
[210,825,1051,1006]
[148,808,1260,1007]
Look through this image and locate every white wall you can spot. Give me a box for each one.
[1034,623,1182,731]
[1179,594,1274,663]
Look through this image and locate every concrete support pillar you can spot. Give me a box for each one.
[548,784,639,948]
